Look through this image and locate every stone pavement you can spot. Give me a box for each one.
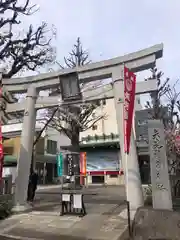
[0,185,129,239]
[35,185,126,204]
[0,203,129,240]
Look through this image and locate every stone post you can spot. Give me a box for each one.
[112,67,144,217]
[14,87,37,211]
[148,120,172,210]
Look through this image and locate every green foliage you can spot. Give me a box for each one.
[143,185,152,206]
[144,184,152,196]
[0,195,13,219]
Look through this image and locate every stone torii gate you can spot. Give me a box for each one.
[1,43,163,213]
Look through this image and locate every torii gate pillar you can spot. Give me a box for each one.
[13,87,37,211]
[112,67,144,217]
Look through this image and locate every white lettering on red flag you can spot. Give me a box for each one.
[123,66,136,154]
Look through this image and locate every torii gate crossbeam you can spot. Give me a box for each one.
[2,43,162,93]
[5,79,157,113]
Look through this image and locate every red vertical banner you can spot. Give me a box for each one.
[80,152,87,185]
[0,87,3,181]
[80,152,87,175]
[123,66,136,154]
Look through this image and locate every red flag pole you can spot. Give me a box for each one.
[122,65,129,195]
[123,65,136,198]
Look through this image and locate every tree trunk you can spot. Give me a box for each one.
[30,146,36,173]
[71,132,81,188]
[30,153,35,174]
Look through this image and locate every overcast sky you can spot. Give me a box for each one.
[22,0,180,82]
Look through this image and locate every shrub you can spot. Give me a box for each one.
[0,194,13,220]
[143,184,152,206]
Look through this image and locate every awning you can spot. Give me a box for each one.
[35,154,56,164]
[60,141,120,150]
[4,155,17,163]
[3,154,57,164]
[2,136,10,141]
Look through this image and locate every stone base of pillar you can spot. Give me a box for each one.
[119,175,125,185]
[119,208,137,220]
[12,203,32,213]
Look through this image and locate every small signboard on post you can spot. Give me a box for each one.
[67,154,74,176]
[60,72,82,101]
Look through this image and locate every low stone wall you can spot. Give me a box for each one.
[132,207,180,240]
[86,175,125,185]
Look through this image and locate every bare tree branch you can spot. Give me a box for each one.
[146,66,180,183]
[0,0,57,152]
[83,114,107,131]
[33,108,58,146]
[46,37,105,147]
[0,0,55,78]
[56,37,90,69]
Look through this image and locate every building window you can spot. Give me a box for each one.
[92,125,97,130]
[110,174,118,178]
[96,100,101,106]
[102,99,106,105]
[4,146,13,155]
[47,140,57,154]
[137,99,140,104]
[138,120,147,126]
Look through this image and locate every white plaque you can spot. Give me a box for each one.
[62,194,70,202]
[73,194,82,209]
[148,120,172,210]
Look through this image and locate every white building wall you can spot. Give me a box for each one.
[2,121,70,153]
[45,128,70,152]
[80,96,142,140]
[2,122,43,134]
[2,95,142,150]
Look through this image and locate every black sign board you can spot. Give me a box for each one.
[67,154,74,176]
[60,72,82,101]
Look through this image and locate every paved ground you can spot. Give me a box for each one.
[0,185,129,240]
[36,184,126,201]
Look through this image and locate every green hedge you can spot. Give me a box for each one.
[0,194,13,219]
